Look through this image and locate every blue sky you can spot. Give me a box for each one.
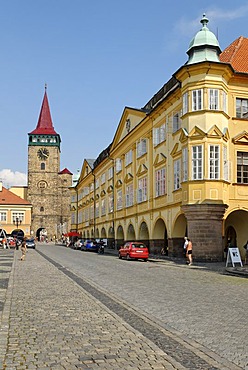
[1,0,248,187]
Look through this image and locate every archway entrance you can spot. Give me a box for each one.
[36,228,47,242]
[224,209,248,260]
[116,225,124,249]
[172,213,187,257]
[108,226,115,248]
[152,218,168,255]
[127,224,135,240]
[11,229,24,239]
[138,221,149,249]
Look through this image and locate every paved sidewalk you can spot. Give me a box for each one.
[104,248,248,277]
[0,248,245,369]
[0,249,181,369]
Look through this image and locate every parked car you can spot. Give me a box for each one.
[81,240,99,252]
[7,238,16,248]
[26,238,36,249]
[118,242,149,261]
[74,239,84,250]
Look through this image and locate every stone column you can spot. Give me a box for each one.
[182,203,227,262]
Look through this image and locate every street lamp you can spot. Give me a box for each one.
[13,216,22,230]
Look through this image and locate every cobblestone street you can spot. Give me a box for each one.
[0,245,247,369]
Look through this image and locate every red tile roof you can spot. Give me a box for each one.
[29,90,58,135]
[0,187,31,206]
[58,168,73,175]
[220,36,248,73]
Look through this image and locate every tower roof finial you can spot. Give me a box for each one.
[200,13,209,29]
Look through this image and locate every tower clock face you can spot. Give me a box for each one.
[37,148,49,160]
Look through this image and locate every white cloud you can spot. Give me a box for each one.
[207,5,248,21]
[173,5,248,39]
[0,169,27,188]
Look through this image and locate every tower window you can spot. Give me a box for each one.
[40,207,44,212]
[41,163,45,170]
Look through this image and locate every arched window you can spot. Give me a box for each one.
[40,206,44,212]
[41,163,45,170]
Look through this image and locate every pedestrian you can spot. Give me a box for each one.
[243,240,248,265]
[183,236,188,258]
[20,237,27,261]
[186,238,193,265]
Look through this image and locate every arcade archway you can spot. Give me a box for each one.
[127,224,135,240]
[224,209,248,259]
[116,225,124,249]
[152,218,168,254]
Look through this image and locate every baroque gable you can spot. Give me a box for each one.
[111,107,146,149]
[188,126,206,140]
[78,159,94,182]
[232,131,248,145]
[207,125,223,139]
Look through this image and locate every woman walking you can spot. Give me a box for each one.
[20,237,27,261]
[186,238,193,266]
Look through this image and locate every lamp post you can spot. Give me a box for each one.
[13,216,22,229]
[13,217,22,239]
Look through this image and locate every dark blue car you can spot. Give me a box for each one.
[81,240,99,252]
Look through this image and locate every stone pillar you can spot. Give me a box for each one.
[182,203,227,262]
[168,237,185,258]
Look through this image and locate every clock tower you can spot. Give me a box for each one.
[27,87,72,240]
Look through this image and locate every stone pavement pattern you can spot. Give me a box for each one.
[0,248,246,370]
[1,250,175,370]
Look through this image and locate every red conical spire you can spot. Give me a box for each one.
[29,86,58,135]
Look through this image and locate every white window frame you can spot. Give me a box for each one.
[137,177,147,203]
[125,150,133,166]
[209,145,220,179]
[236,98,248,118]
[192,89,203,111]
[0,212,7,222]
[192,145,203,180]
[155,168,166,197]
[85,208,89,221]
[95,202,99,218]
[223,91,227,113]
[182,147,188,181]
[71,212,76,224]
[173,111,182,133]
[12,212,24,223]
[137,138,147,158]
[90,205,94,220]
[117,190,123,210]
[108,193,114,213]
[209,89,219,110]
[108,166,113,180]
[126,184,134,207]
[182,92,188,115]
[115,158,122,173]
[237,151,248,183]
[153,124,166,146]
[101,173,106,185]
[101,199,106,216]
[173,159,181,190]
[223,146,229,181]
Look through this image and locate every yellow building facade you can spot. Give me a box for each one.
[71,16,248,261]
[0,182,32,238]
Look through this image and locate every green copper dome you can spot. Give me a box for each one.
[187,14,221,65]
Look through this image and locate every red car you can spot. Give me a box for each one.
[118,242,149,262]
